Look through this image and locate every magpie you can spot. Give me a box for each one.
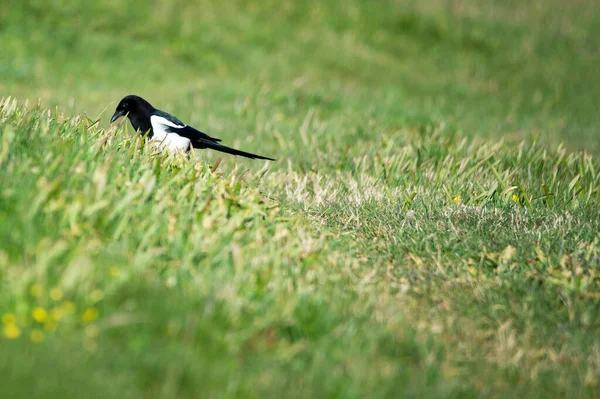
[110,95,274,161]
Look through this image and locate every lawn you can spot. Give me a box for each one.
[1,0,599,398]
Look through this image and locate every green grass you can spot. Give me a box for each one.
[1,0,600,397]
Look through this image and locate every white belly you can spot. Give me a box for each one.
[149,115,191,152]
[150,133,191,152]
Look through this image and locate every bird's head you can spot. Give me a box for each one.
[110,95,154,123]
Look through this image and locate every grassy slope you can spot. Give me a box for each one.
[1,0,599,398]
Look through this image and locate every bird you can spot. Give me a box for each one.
[109,95,274,161]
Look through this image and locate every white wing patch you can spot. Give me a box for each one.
[149,115,191,152]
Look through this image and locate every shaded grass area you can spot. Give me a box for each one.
[1,0,600,397]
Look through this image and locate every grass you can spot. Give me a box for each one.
[1,0,600,397]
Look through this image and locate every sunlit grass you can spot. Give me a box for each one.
[1,94,599,397]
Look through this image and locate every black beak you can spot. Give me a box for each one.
[110,110,124,124]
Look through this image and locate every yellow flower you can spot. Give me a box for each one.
[452,195,462,204]
[32,307,48,323]
[49,287,64,301]
[30,329,44,343]
[81,307,99,323]
[3,323,21,339]
[44,320,58,332]
[61,301,76,314]
[511,194,519,203]
[29,284,42,297]
[50,307,65,322]
[109,267,120,277]
[2,313,16,324]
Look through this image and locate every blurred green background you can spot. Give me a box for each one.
[1,0,599,154]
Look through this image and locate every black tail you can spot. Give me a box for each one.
[194,139,275,161]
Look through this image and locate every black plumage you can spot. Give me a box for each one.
[110,95,274,161]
